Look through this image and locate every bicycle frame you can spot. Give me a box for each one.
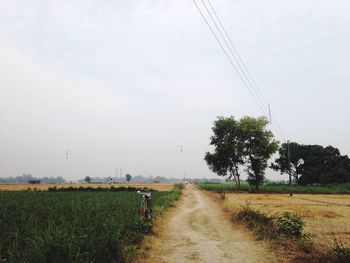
[137,191,152,221]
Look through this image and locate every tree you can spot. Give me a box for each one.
[272,143,350,185]
[205,116,278,191]
[271,142,305,184]
[204,117,244,189]
[300,145,350,184]
[239,116,278,191]
[125,174,132,182]
[85,176,91,183]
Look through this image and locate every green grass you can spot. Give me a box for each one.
[0,187,181,263]
[197,182,350,194]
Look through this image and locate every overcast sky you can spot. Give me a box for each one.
[1,0,349,181]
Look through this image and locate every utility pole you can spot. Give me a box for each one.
[268,105,272,124]
[287,140,293,197]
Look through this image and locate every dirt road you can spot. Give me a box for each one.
[144,185,276,263]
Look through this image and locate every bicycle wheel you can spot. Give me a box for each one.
[145,198,152,220]
[139,199,146,220]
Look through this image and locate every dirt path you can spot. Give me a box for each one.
[144,185,276,263]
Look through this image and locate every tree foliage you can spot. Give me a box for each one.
[84,176,91,183]
[239,116,279,190]
[204,117,244,188]
[125,174,132,182]
[271,143,350,185]
[270,142,305,184]
[205,116,278,190]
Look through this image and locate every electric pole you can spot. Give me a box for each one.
[287,140,293,197]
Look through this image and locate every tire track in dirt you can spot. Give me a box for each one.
[143,185,276,263]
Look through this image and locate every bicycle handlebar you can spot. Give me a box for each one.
[137,190,151,197]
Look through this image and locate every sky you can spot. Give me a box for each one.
[0,0,349,181]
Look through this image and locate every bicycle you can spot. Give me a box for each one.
[137,191,152,221]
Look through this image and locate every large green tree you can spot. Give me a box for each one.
[300,145,350,184]
[270,142,305,184]
[205,116,278,190]
[272,143,350,184]
[204,117,244,189]
[239,116,279,191]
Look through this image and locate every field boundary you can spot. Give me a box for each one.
[197,182,350,194]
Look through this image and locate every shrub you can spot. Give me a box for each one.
[276,212,305,237]
[332,233,350,263]
[234,203,277,240]
[235,203,273,226]
[219,191,225,200]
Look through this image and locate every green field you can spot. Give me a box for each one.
[197,182,350,194]
[0,187,181,263]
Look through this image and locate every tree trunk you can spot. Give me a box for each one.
[232,174,239,189]
[235,169,241,190]
[229,168,239,189]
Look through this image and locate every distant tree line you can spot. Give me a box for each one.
[78,175,222,184]
[0,174,66,183]
[205,116,350,189]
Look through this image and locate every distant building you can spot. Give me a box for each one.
[28,180,41,184]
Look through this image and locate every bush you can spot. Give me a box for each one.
[276,212,305,237]
[219,191,225,200]
[235,203,272,226]
[332,233,350,263]
[234,203,277,240]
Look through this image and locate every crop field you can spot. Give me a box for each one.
[0,183,174,192]
[0,187,181,263]
[198,182,350,194]
[219,192,350,249]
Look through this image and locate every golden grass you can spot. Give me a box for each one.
[222,193,350,248]
[0,183,174,192]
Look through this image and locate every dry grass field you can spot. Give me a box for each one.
[0,183,174,191]
[222,193,350,249]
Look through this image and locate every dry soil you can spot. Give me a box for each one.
[143,185,276,263]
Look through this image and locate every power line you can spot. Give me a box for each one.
[200,0,268,116]
[193,0,288,141]
[0,144,212,161]
[192,0,268,117]
[205,0,287,138]
[206,0,270,108]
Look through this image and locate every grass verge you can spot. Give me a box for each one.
[197,182,350,194]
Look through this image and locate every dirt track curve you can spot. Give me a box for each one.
[144,185,276,263]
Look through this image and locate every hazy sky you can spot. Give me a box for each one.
[1,0,349,181]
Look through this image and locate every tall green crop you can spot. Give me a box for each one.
[0,189,178,263]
